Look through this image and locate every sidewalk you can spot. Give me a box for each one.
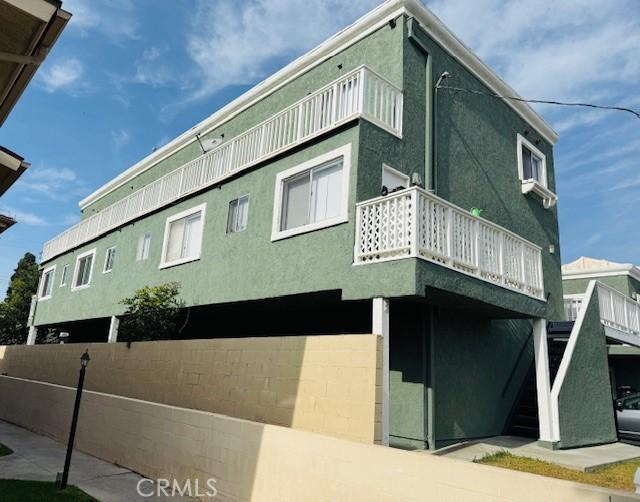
[0,420,190,501]
[432,435,640,472]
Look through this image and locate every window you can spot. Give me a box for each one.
[160,203,206,268]
[517,134,547,187]
[59,264,69,287]
[227,195,249,233]
[72,249,96,290]
[382,164,409,193]
[40,266,56,299]
[137,232,151,261]
[103,247,116,273]
[272,144,351,240]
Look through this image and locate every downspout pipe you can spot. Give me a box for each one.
[432,71,449,194]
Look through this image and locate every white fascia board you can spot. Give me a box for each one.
[0,148,23,171]
[79,0,558,211]
[563,267,640,283]
[3,0,57,22]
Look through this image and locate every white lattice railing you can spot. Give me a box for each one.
[563,296,583,321]
[42,66,403,263]
[597,283,640,336]
[355,186,545,300]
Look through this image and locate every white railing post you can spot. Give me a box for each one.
[357,68,366,116]
[411,188,419,257]
[445,207,453,266]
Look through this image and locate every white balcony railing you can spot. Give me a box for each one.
[563,296,583,321]
[42,66,403,262]
[597,283,640,336]
[355,186,545,300]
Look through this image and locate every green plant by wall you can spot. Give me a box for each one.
[118,282,185,343]
[0,252,39,345]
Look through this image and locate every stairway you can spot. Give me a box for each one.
[505,321,574,438]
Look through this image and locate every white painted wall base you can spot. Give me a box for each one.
[372,297,389,446]
[107,316,120,343]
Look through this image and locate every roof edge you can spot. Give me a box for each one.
[79,0,558,211]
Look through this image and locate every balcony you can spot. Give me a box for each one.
[354,186,545,300]
[564,283,640,338]
[41,66,403,262]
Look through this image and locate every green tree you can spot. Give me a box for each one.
[0,252,39,345]
[119,282,184,343]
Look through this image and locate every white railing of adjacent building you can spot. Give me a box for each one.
[354,186,545,300]
[597,283,640,336]
[563,295,583,321]
[42,66,403,263]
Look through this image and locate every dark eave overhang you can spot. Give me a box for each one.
[0,212,16,234]
[0,0,71,126]
[0,144,28,196]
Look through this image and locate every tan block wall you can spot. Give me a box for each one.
[0,376,634,502]
[0,335,382,444]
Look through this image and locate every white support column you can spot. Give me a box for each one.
[108,316,120,343]
[373,297,390,446]
[26,326,37,345]
[532,318,558,443]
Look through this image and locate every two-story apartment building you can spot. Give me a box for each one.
[28,0,615,450]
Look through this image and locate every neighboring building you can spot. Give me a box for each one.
[563,256,640,399]
[0,0,71,232]
[30,0,612,450]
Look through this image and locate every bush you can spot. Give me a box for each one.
[118,282,184,343]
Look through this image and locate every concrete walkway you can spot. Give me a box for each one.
[434,435,640,472]
[0,420,190,501]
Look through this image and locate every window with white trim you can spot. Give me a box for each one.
[103,246,116,273]
[382,164,409,193]
[40,266,56,299]
[272,144,351,240]
[517,134,547,187]
[72,249,95,290]
[227,195,249,233]
[160,203,205,268]
[60,264,69,287]
[137,232,151,261]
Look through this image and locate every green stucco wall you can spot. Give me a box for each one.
[556,287,617,448]
[563,275,633,297]
[433,314,532,449]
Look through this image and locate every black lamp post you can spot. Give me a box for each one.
[58,350,90,490]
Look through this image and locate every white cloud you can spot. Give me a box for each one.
[17,167,89,202]
[184,0,379,101]
[64,0,138,41]
[0,207,47,226]
[111,45,188,89]
[111,128,131,150]
[38,58,85,94]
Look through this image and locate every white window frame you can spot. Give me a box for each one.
[59,263,69,287]
[159,202,206,269]
[39,265,56,300]
[517,133,548,188]
[271,144,351,241]
[71,248,96,291]
[137,231,151,261]
[382,163,410,191]
[103,246,117,273]
[227,194,250,234]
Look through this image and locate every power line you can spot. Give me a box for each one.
[436,85,640,120]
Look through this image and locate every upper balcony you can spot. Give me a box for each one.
[354,186,545,301]
[41,66,403,263]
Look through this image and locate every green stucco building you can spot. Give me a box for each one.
[29,0,618,450]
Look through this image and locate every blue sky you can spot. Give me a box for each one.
[0,0,638,296]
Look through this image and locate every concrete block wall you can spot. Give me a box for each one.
[0,335,382,444]
[0,376,633,502]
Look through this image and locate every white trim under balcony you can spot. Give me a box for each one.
[354,186,545,300]
[41,66,403,263]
